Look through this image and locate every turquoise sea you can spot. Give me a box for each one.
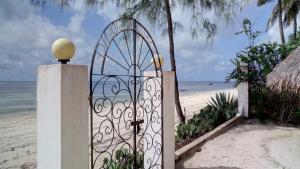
[0,81,235,115]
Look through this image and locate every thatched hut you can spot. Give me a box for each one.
[267,47,300,93]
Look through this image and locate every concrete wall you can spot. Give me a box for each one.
[37,64,89,169]
[238,82,249,117]
[162,71,175,169]
[237,63,249,118]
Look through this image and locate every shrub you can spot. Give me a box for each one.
[245,87,300,125]
[176,123,201,139]
[267,91,299,124]
[207,92,238,122]
[176,93,237,143]
[227,18,300,123]
[103,147,143,169]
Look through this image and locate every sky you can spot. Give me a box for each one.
[0,0,294,81]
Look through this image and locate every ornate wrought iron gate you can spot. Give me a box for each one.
[89,18,163,169]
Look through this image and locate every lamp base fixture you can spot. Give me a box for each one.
[58,59,70,64]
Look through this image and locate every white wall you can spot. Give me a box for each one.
[238,82,249,117]
[37,64,89,169]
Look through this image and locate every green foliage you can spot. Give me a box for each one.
[226,19,283,86]
[227,18,300,124]
[176,123,201,139]
[235,18,261,46]
[249,87,300,124]
[248,86,269,122]
[103,148,143,169]
[295,110,300,123]
[226,18,300,87]
[176,93,237,142]
[281,34,300,59]
[179,0,237,39]
[267,90,299,124]
[208,92,238,121]
[226,42,282,86]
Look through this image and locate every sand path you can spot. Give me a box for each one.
[176,120,300,169]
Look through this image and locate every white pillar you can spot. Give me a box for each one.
[37,64,89,169]
[237,62,249,118]
[143,71,175,169]
[162,71,175,169]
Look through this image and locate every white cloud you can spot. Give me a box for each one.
[0,0,93,80]
[68,14,85,33]
[96,2,122,21]
[264,19,297,43]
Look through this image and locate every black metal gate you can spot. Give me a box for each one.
[89,18,163,169]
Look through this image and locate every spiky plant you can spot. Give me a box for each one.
[207,92,238,121]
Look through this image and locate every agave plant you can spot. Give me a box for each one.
[207,92,238,122]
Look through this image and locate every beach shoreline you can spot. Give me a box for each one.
[0,88,237,169]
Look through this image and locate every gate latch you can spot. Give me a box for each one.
[131,119,144,134]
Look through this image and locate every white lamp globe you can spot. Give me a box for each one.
[52,38,75,64]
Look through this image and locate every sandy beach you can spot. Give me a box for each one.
[0,112,36,169]
[0,88,237,169]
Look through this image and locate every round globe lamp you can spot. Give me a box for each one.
[151,54,164,69]
[52,38,75,64]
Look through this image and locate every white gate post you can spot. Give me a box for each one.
[237,62,249,118]
[37,64,89,169]
[143,71,175,169]
[162,71,175,169]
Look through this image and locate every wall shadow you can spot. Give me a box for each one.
[176,160,241,169]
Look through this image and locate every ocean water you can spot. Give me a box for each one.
[0,81,36,115]
[0,81,235,115]
[178,81,235,95]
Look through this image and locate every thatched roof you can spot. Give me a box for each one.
[267,47,300,93]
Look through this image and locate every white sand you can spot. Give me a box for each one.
[0,89,236,168]
[0,113,36,169]
[176,120,300,169]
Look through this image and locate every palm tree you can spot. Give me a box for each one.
[257,0,286,44]
[163,0,187,123]
[282,0,300,40]
[33,0,236,123]
[98,0,236,123]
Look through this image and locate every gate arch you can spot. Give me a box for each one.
[89,18,164,169]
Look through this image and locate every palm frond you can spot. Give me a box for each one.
[266,4,279,30]
[257,0,275,6]
[282,0,299,27]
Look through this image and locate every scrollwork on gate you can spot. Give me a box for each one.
[90,18,163,169]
